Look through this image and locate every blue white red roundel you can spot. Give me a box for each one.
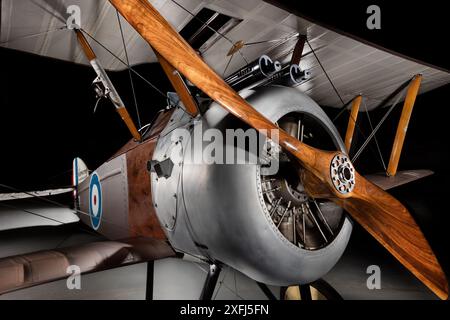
[89,172,102,230]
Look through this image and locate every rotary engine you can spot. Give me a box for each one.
[150,86,352,286]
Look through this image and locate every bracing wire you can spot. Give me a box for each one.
[305,39,388,164]
[170,0,249,65]
[352,87,407,163]
[222,53,234,77]
[80,29,169,101]
[305,39,362,134]
[363,99,387,171]
[245,33,300,46]
[23,0,169,128]
[24,1,178,112]
[80,29,193,129]
[0,202,65,225]
[116,10,142,129]
[306,39,345,106]
[0,26,67,45]
[331,99,353,122]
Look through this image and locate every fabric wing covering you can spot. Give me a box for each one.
[1,0,449,110]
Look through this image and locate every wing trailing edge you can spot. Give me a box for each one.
[365,170,433,191]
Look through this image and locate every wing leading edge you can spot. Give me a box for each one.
[0,237,175,295]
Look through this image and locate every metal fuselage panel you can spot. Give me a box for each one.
[151,87,353,286]
[125,137,167,240]
[78,155,130,239]
[77,111,174,240]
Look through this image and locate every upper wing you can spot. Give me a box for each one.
[1,0,449,109]
[0,0,156,70]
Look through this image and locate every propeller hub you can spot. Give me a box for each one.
[330,154,355,194]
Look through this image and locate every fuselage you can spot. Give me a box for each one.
[76,87,352,286]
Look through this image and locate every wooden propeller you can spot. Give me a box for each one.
[109,0,448,299]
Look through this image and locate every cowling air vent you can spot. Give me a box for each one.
[180,7,242,53]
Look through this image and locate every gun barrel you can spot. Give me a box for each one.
[225,55,281,91]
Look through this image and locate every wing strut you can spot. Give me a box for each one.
[344,95,362,152]
[387,74,422,176]
[155,52,199,117]
[74,29,141,141]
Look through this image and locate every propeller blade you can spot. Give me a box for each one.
[109,0,448,299]
[303,171,448,300]
[341,173,448,300]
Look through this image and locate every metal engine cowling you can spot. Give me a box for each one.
[151,86,352,286]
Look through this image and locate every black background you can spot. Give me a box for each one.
[0,0,449,288]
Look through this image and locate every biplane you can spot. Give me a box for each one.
[0,0,449,300]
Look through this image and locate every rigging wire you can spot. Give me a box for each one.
[222,53,234,77]
[0,26,67,46]
[26,0,181,114]
[190,261,242,300]
[170,0,249,65]
[79,29,195,130]
[306,39,345,106]
[24,0,172,127]
[212,267,229,300]
[363,99,387,171]
[116,10,142,129]
[0,202,65,225]
[331,99,353,123]
[0,196,92,249]
[209,267,246,300]
[305,39,387,166]
[80,29,170,101]
[221,277,245,300]
[352,87,406,163]
[245,32,300,46]
[305,39,362,133]
[187,253,245,300]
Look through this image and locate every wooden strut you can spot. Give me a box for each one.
[74,30,142,141]
[155,53,199,117]
[109,0,448,299]
[387,75,422,176]
[290,34,307,66]
[344,95,362,152]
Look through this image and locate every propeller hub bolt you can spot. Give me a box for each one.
[330,154,355,194]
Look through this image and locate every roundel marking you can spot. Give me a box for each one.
[89,172,102,230]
